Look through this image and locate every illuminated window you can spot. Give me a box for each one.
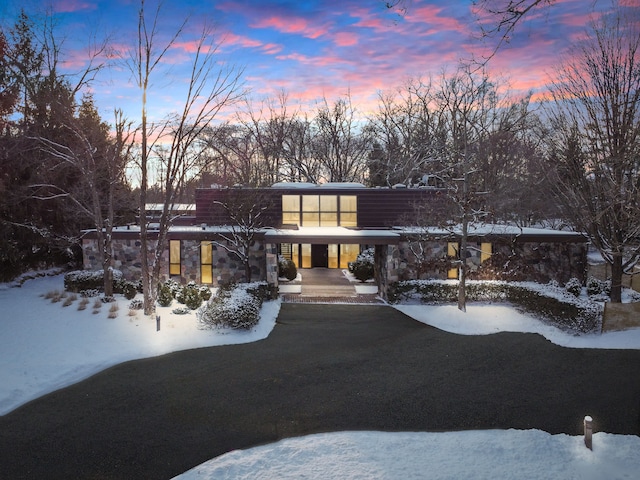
[280,243,299,268]
[340,244,360,268]
[320,212,338,226]
[282,195,300,226]
[302,195,320,226]
[169,240,181,276]
[339,195,357,226]
[320,195,337,211]
[201,242,213,284]
[282,193,358,227]
[447,242,459,279]
[328,244,339,268]
[301,244,311,268]
[480,243,492,263]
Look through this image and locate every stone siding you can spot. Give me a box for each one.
[388,238,588,285]
[83,236,267,286]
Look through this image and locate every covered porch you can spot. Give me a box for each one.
[264,227,399,301]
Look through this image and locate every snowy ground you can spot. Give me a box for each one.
[1,273,639,479]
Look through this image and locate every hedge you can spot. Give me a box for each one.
[388,279,602,333]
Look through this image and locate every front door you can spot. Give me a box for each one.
[311,244,328,268]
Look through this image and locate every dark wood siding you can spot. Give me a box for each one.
[356,189,445,227]
[195,187,446,228]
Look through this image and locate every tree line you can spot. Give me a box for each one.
[1,0,639,305]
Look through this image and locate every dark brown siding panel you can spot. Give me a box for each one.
[357,189,444,227]
[196,187,446,228]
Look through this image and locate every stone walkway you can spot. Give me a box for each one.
[281,268,383,303]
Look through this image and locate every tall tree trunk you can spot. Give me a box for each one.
[245,258,252,283]
[610,253,623,303]
[458,229,467,312]
[140,81,154,315]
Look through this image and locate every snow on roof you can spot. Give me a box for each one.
[264,226,400,244]
[395,224,587,239]
[145,203,195,212]
[318,182,366,188]
[270,182,367,189]
[271,182,318,189]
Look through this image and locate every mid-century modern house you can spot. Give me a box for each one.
[82,182,589,299]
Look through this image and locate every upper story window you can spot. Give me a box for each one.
[282,195,300,225]
[339,195,357,227]
[282,194,357,227]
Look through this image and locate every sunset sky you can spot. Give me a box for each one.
[1,0,634,123]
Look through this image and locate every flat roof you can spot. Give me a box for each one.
[264,226,401,245]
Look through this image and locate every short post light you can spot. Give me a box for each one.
[584,415,593,450]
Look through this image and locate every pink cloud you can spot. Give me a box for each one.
[406,4,467,33]
[53,0,97,13]
[334,32,358,47]
[275,52,346,68]
[205,32,284,56]
[222,32,265,50]
[251,15,329,39]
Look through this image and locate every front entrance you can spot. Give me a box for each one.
[311,244,328,268]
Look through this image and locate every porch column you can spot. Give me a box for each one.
[265,242,279,299]
[374,244,389,301]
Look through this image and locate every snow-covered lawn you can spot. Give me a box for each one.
[1,273,639,479]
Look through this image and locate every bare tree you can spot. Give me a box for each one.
[545,3,640,302]
[367,78,445,186]
[472,0,556,63]
[431,65,529,311]
[238,92,297,185]
[311,94,370,183]
[33,100,134,296]
[211,190,272,282]
[129,0,245,314]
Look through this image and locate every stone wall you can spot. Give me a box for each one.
[388,238,588,285]
[83,238,167,280]
[83,236,267,286]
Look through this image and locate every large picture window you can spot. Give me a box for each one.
[282,194,357,227]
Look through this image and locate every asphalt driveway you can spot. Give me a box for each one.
[1,303,639,479]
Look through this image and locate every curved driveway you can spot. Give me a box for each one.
[1,304,639,479]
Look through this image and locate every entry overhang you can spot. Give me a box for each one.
[264,226,400,245]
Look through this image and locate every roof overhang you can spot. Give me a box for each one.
[264,226,400,245]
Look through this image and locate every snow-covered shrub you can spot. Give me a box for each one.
[198,287,258,330]
[129,299,143,310]
[172,307,191,315]
[64,269,123,292]
[199,285,212,301]
[587,276,610,297]
[160,280,211,309]
[278,255,298,281]
[157,282,174,307]
[117,280,138,300]
[80,289,101,298]
[565,277,582,297]
[243,281,271,302]
[181,283,203,310]
[197,281,268,330]
[352,248,375,282]
[165,278,182,298]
